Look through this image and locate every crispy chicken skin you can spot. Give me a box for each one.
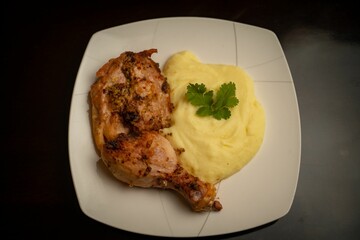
[90,49,172,150]
[90,49,222,211]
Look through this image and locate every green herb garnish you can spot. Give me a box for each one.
[185,82,239,120]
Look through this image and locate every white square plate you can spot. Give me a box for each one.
[68,17,301,237]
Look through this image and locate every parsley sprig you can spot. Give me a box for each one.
[185,82,239,120]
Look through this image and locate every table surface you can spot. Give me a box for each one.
[3,1,360,239]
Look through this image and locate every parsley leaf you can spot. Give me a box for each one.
[186,82,239,120]
[213,107,231,120]
[185,83,213,106]
[196,106,213,116]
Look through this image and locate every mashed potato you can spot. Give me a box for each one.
[163,51,265,184]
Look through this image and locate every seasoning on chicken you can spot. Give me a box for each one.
[90,49,222,211]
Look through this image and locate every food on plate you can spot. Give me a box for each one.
[89,49,222,212]
[162,51,265,184]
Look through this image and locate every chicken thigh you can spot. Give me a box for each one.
[90,49,222,211]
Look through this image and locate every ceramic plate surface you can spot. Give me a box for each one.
[68,17,301,237]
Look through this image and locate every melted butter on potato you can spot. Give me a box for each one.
[163,51,265,184]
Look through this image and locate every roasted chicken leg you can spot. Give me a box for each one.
[90,49,222,211]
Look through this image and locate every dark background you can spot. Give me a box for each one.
[2,1,360,239]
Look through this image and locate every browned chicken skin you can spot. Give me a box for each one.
[90,49,222,211]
